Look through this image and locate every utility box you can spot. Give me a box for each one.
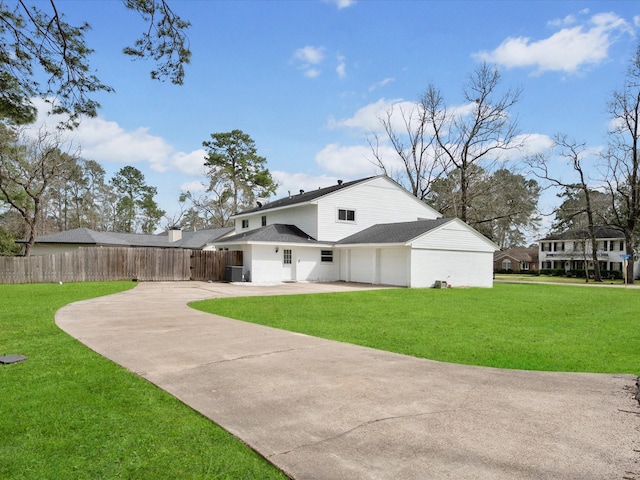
[434,280,448,289]
[224,266,243,282]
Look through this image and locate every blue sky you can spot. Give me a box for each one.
[31,1,640,234]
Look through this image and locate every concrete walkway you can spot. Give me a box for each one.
[56,282,640,480]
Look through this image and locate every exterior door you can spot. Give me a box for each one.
[282,249,294,281]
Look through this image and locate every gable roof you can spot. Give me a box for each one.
[233,176,375,217]
[215,224,320,244]
[26,227,234,249]
[540,226,624,241]
[494,247,538,263]
[336,218,454,245]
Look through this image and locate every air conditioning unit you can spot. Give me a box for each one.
[434,280,448,289]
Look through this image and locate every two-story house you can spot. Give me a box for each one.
[214,175,499,287]
[538,227,638,278]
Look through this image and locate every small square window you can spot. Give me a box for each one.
[321,250,333,263]
[338,208,355,222]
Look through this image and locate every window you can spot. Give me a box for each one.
[241,219,249,229]
[261,215,267,227]
[502,259,512,270]
[522,262,529,271]
[321,250,333,263]
[620,241,625,251]
[338,208,355,222]
[283,249,292,265]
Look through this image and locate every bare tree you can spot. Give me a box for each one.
[602,43,640,283]
[427,63,523,223]
[368,103,446,200]
[369,64,522,224]
[528,134,603,282]
[0,127,76,255]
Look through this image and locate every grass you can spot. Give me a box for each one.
[494,273,626,285]
[191,283,640,375]
[0,282,288,480]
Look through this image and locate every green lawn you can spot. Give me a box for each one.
[191,283,640,375]
[0,282,287,480]
[494,273,626,285]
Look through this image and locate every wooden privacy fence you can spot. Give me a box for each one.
[0,247,243,284]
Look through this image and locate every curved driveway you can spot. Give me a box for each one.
[56,281,640,480]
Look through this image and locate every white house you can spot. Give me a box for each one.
[538,227,639,279]
[214,175,499,287]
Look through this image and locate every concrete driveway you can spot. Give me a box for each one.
[56,281,640,480]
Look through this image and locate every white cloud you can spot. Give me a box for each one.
[294,45,325,65]
[315,143,380,176]
[329,98,414,133]
[293,45,326,78]
[368,77,395,92]
[323,0,356,9]
[547,14,577,28]
[179,180,207,193]
[170,149,208,176]
[474,11,633,74]
[336,55,347,79]
[304,68,321,79]
[29,98,206,176]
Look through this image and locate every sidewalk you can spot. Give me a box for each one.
[56,281,640,480]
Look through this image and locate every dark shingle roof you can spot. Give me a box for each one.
[235,177,375,216]
[336,218,453,245]
[540,226,624,241]
[28,227,234,249]
[216,224,318,244]
[178,227,234,248]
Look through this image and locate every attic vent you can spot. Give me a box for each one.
[337,179,343,185]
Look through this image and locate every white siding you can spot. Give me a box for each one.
[244,244,340,283]
[234,204,317,237]
[410,249,494,288]
[348,248,376,284]
[244,244,281,283]
[378,248,410,286]
[294,247,340,282]
[316,177,440,241]
[412,220,497,253]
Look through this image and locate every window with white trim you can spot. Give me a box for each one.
[283,249,292,265]
[338,208,355,222]
[321,250,333,263]
[241,219,249,229]
[261,215,267,227]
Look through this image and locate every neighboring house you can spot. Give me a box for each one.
[494,247,539,273]
[214,175,499,287]
[538,226,639,278]
[21,226,234,255]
